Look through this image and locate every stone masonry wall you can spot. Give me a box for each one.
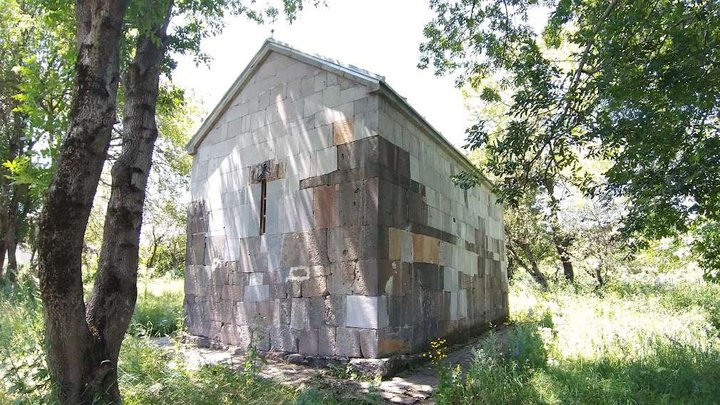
[186,51,384,357]
[185,49,508,359]
[372,95,509,356]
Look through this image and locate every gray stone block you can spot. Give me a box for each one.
[221,324,251,347]
[301,276,328,297]
[244,285,270,302]
[357,329,379,358]
[345,295,387,329]
[336,327,361,357]
[308,297,326,328]
[294,328,319,355]
[318,326,338,356]
[281,230,329,267]
[290,298,309,330]
[233,302,257,325]
[269,325,297,352]
[327,226,377,263]
[324,295,346,326]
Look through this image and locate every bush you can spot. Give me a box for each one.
[130,289,184,337]
[694,220,720,282]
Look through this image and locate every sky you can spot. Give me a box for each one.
[172,0,471,148]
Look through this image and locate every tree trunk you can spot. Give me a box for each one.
[0,237,5,282]
[554,236,574,283]
[36,1,128,403]
[85,3,173,400]
[512,240,548,289]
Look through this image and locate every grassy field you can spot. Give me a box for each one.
[435,276,720,404]
[1,270,719,404]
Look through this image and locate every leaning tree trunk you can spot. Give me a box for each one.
[85,3,173,400]
[36,0,128,403]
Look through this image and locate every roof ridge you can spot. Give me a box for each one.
[265,38,385,83]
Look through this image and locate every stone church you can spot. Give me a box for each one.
[184,39,508,359]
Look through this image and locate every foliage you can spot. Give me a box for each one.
[693,220,720,282]
[420,0,720,274]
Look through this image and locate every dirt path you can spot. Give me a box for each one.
[151,328,508,404]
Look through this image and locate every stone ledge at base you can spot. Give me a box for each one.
[183,334,423,379]
[182,316,508,380]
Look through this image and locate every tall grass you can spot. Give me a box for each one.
[435,278,720,404]
[0,276,52,403]
[130,277,185,337]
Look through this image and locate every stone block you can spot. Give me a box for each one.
[337,137,378,170]
[188,234,207,265]
[336,327,361,357]
[274,298,292,326]
[333,119,354,145]
[329,261,355,295]
[388,228,402,261]
[248,272,264,286]
[301,276,328,297]
[244,285,270,302]
[221,285,244,301]
[290,298,309,330]
[443,267,459,292]
[257,301,275,323]
[308,297,326,328]
[316,146,337,175]
[414,263,443,290]
[318,326,338,356]
[380,261,411,296]
[345,295,388,329]
[269,325,297,352]
[378,327,414,356]
[294,328,319,355]
[324,295,346,326]
[221,324,251,347]
[313,185,339,228]
[281,230,329,267]
[357,329,379,358]
[457,289,468,319]
[287,280,302,297]
[377,181,409,228]
[233,302,257,325]
[327,226,377,263]
[412,233,440,264]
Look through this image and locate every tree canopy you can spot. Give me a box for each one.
[420,0,720,278]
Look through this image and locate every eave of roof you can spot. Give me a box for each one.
[185,38,493,189]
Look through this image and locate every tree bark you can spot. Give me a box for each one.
[36,1,129,403]
[554,236,575,283]
[85,2,173,400]
[510,240,548,289]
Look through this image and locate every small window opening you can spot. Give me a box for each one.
[260,179,268,235]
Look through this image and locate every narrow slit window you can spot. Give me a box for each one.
[259,179,267,235]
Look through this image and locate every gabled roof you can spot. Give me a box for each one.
[185,38,491,187]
